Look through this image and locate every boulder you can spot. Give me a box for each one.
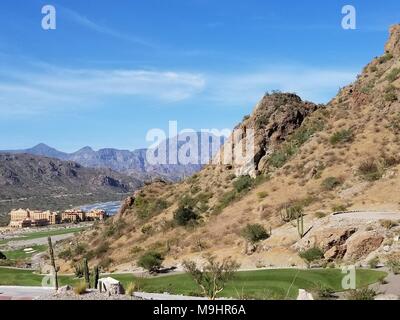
[297,289,314,300]
[344,232,384,261]
[297,227,357,252]
[98,277,125,295]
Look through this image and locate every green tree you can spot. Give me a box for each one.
[183,256,240,300]
[137,251,164,273]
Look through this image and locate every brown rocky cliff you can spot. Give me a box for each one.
[385,24,400,56]
[214,93,321,177]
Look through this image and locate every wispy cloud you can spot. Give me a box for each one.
[205,66,357,106]
[61,7,157,48]
[0,65,206,115]
[0,59,357,116]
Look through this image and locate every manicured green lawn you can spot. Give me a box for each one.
[2,245,47,260]
[0,267,386,299]
[0,227,85,245]
[0,267,79,287]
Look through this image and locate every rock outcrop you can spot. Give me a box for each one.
[385,24,400,56]
[214,93,321,177]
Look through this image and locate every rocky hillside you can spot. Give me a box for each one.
[65,25,400,273]
[0,153,143,224]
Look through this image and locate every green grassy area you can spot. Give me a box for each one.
[0,267,79,287]
[2,245,47,260]
[0,267,386,299]
[0,227,85,245]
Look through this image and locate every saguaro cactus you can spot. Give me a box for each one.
[297,211,304,239]
[93,265,99,289]
[47,237,59,291]
[83,258,91,289]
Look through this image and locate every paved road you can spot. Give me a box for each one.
[333,211,400,221]
[7,233,75,249]
[0,286,53,300]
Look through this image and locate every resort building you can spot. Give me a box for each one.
[8,208,107,228]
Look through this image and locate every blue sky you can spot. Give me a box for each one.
[0,0,399,151]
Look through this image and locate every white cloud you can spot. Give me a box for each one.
[0,61,357,116]
[205,66,357,106]
[0,66,206,115]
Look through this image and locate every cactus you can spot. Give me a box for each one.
[93,265,99,289]
[47,237,59,290]
[297,211,304,239]
[83,258,91,289]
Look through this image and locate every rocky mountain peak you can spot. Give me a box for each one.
[385,24,400,56]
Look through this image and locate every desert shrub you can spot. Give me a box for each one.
[321,177,342,191]
[329,129,353,145]
[190,185,201,195]
[299,247,324,263]
[389,113,400,133]
[358,159,383,181]
[233,175,253,193]
[384,85,398,102]
[135,196,169,219]
[241,224,270,243]
[173,206,200,226]
[94,242,109,258]
[368,257,380,269]
[104,219,125,238]
[141,224,153,235]
[130,246,144,256]
[126,281,141,296]
[331,204,348,212]
[137,251,164,272]
[257,191,268,199]
[347,288,377,300]
[313,285,336,299]
[74,281,87,295]
[183,256,240,300]
[386,68,400,83]
[380,220,398,230]
[179,195,197,208]
[195,192,213,204]
[269,120,324,168]
[99,257,113,269]
[315,212,327,219]
[58,248,72,260]
[269,143,298,168]
[378,53,393,64]
[74,243,87,255]
[387,258,400,274]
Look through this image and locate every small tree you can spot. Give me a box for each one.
[241,224,269,243]
[173,206,199,226]
[183,255,240,300]
[137,251,164,273]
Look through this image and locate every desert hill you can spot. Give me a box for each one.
[64,25,400,272]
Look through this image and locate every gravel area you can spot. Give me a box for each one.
[36,289,140,300]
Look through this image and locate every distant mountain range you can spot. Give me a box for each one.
[1,132,226,182]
